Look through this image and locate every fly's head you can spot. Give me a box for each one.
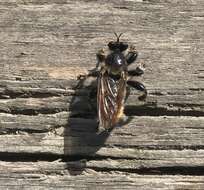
[107,33,128,52]
[105,33,128,75]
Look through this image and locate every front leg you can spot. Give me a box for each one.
[78,49,105,80]
[127,80,147,101]
[126,45,138,65]
[87,49,105,75]
[95,49,105,70]
[126,46,146,77]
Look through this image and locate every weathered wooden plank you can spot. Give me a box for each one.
[0,161,203,190]
[0,68,203,116]
[0,0,204,188]
[1,158,204,174]
[0,115,204,156]
[0,92,203,115]
[0,0,203,90]
[84,151,204,170]
[1,0,204,117]
[1,112,204,133]
[0,72,202,116]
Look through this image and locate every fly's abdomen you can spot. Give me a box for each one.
[97,70,127,129]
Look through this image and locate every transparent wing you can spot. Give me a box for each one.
[97,70,127,129]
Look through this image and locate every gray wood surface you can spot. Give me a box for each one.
[0,0,204,189]
[0,161,204,190]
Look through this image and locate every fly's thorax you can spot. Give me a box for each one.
[105,50,127,75]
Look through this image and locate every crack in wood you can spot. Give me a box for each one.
[87,166,204,176]
[0,153,204,176]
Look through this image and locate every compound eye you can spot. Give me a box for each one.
[119,42,128,51]
[108,41,117,50]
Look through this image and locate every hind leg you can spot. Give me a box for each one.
[128,65,144,77]
[127,80,147,101]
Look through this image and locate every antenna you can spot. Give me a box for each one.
[114,32,123,42]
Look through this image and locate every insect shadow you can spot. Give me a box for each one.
[63,76,109,175]
[64,75,133,175]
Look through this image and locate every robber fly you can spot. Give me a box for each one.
[78,33,147,131]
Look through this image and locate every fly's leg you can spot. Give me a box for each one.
[77,49,105,81]
[126,46,145,77]
[128,65,144,77]
[96,49,105,70]
[76,49,105,89]
[126,45,138,65]
[127,80,147,101]
[88,49,105,75]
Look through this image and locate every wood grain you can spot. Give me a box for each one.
[0,0,204,189]
[0,161,204,190]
